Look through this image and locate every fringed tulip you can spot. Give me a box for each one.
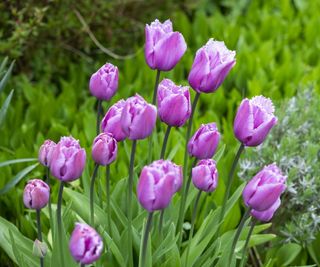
[92,133,117,166]
[192,159,218,192]
[23,179,50,210]
[38,140,56,167]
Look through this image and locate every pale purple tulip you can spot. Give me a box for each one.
[23,179,50,210]
[251,198,281,222]
[121,94,157,140]
[92,133,117,166]
[188,39,236,93]
[50,136,86,182]
[234,96,277,147]
[192,159,218,192]
[243,163,286,211]
[188,123,220,159]
[89,63,118,101]
[101,99,127,141]
[157,79,191,127]
[69,223,103,265]
[145,19,187,71]
[38,140,56,167]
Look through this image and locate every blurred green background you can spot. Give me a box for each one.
[1,0,320,266]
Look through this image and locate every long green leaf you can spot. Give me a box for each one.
[0,158,38,168]
[0,89,14,127]
[0,61,14,94]
[0,57,8,75]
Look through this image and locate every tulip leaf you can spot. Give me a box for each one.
[0,60,14,94]
[0,158,38,168]
[0,89,14,127]
[213,144,226,162]
[0,57,9,75]
[276,243,302,266]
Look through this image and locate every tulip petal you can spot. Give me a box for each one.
[137,169,156,212]
[246,116,277,146]
[251,198,281,222]
[188,49,210,91]
[234,99,254,144]
[153,174,175,210]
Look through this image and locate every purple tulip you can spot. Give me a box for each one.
[69,223,103,265]
[101,99,127,142]
[89,63,119,101]
[234,96,278,147]
[145,19,187,71]
[243,163,286,212]
[157,79,191,127]
[23,179,50,210]
[188,39,236,93]
[137,160,182,212]
[188,123,220,159]
[121,94,157,140]
[38,140,56,167]
[251,198,281,222]
[92,133,117,166]
[192,159,218,192]
[50,136,86,182]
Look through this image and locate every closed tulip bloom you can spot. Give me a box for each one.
[145,19,187,71]
[243,163,286,212]
[23,179,50,210]
[69,223,103,265]
[157,79,191,127]
[192,159,218,192]
[121,94,157,140]
[50,136,86,182]
[101,99,127,141]
[188,123,220,159]
[234,96,277,147]
[38,140,56,167]
[188,39,236,93]
[89,63,119,101]
[92,133,117,166]
[137,160,182,212]
[251,198,281,222]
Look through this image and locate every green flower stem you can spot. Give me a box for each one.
[229,208,251,265]
[45,167,54,239]
[106,164,112,235]
[128,140,137,267]
[139,212,154,267]
[80,263,85,267]
[239,219,257,267]
[90,163,100,226]
[158,209,165,236]
[36,209,44,267]
[57,181,65,267]
[185,190,202,263]
[160,125,172,159]
[96,99,102,135]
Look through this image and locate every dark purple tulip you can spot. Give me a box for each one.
[69,223,103,265]
[188,39,236,93]
[92,133,117,166]
[145,19,187,71]
[188,123,220,159]
[121,94,157,140]
[38,140,56,167]
[234,96,277,147]
[89,63,119,101]
[23,179,50,210]
[157,79,191,127]
[251,198,281,222]
[243,163,286,212]
[192,159,218,192]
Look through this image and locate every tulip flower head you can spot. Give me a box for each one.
[101,99,127,141]
[92,133,117,166]
[157,79,191,127]
[234,96,277,147]
[145,19,187,71]
[121,94,157,140]
[251,198,281,222]
[243,163,286,212]
[188,39,236,93]
[69,223,103,265]
[38,139,56,167]
[23,179,50,210]
[50,136,86,182]
[192,159,218,192]
[89,63,119,101]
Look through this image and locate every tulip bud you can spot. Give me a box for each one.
[234,96,278,147]
[251,198,281,222]
[157,79,191,127]
[50,136,86,182]
[145,19,187,71]
[137,160,182,212]
[23,179,50,210]
[101,99,127,141]
[243,163,286,212]
[38,140,56,167]
[121,94,157,140]
[92,133,117,166]
[188,123,220,159]
[89,63,119,101]
[188,39,236,93]
[69,223,103,265]
[192,159,218,192]
[33,239,48,258]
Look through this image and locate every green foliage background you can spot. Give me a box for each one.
[1,0,320,266]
